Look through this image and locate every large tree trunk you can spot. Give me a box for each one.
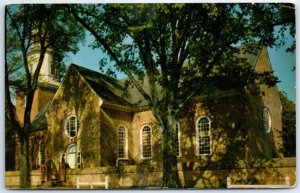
[161,111,180,188]
[19,134,30,188]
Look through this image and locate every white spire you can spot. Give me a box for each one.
[28,48,59,86]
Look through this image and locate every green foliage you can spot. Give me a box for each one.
[71,4,294,108]
[6,29,26,92]
[239,3,295,51]
[70,3,294,187]
[5,4,85,187]
[279,92,296,157]
[6,4,85,89]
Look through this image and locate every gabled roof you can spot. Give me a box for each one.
[237,45,261,67]
[71,46,261,108]
[72,64,159,108]
[73,64,133,107]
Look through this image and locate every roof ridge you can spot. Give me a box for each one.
[71,64,133,107]
[70,63,122,82]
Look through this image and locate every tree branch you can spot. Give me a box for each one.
[5,7,21,134]
[70,6,153,104]
[7,7,31,85]
[5,61,22,135]
[143,29,160,107]
[7,8,23,47]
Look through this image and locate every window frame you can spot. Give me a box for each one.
[65,144,81,169]
[140,125,153,160]
[77,152,82,169]
[64,115,79,139]
[38,141,46,166]
[196,116,212,156]
[175,122,181,157]
[263,107,272,133]
[117,125,128,159]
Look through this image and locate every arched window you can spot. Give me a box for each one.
[64,115,79,138]
[66,144,82,169]
[263,107,271,133]
[118,126,128,159]
[175,122,180,157]
[39,141,45,166]
[140,125,152,159]
[196,116,211,155]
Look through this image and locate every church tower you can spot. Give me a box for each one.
[15,42,59,125]
[28,35,60,86]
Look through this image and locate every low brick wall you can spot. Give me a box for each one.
[66,166,164,188]
[179,167,296,188]
[5,158,296,189]
[5,170,41,188]
[65,165,296,189]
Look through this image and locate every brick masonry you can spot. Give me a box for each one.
[6,158,296,188]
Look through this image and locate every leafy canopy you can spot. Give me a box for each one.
[6,4,85,92]
[71,4,292,112]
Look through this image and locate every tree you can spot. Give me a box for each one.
[239,3,295,52]
[5,4,84,188]
[69,3,294,187]
[279,92,296,157]
[5,33,24,171]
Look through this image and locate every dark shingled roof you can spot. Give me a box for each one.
[71,47,260,108]
[31,102,50,132]
[73,64,161,108]
[73,64,133,106]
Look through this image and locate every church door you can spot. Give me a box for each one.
[66,144,77,169]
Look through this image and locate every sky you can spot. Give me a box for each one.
[68,32,296,103]
[268,37,296,103]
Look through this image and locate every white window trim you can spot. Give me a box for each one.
[77,152,82,169]
[66,144,81,169]
[140,124,153,160]
[66,144,77,169]
[117,125,128,159]
[196,116,212,156]
[64,115,79,139]
[38,141,45,166]
[176,122,181,157]
[263,107,272,133]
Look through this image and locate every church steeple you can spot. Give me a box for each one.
[28,47,60,86]
[15,30,60,125]
[16,46,59,125]
[27,27,60,86]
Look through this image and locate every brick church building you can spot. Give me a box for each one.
[7,46,296,188]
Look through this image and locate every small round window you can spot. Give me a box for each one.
[64,115,79,138]
[263,107,271,133]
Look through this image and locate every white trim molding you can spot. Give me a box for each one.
[176,122,181,157]
[64,115,79,139]
[263,107,272,133]
[117,125,128,159]
[196,116,212,156]
[140,124,153,160]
